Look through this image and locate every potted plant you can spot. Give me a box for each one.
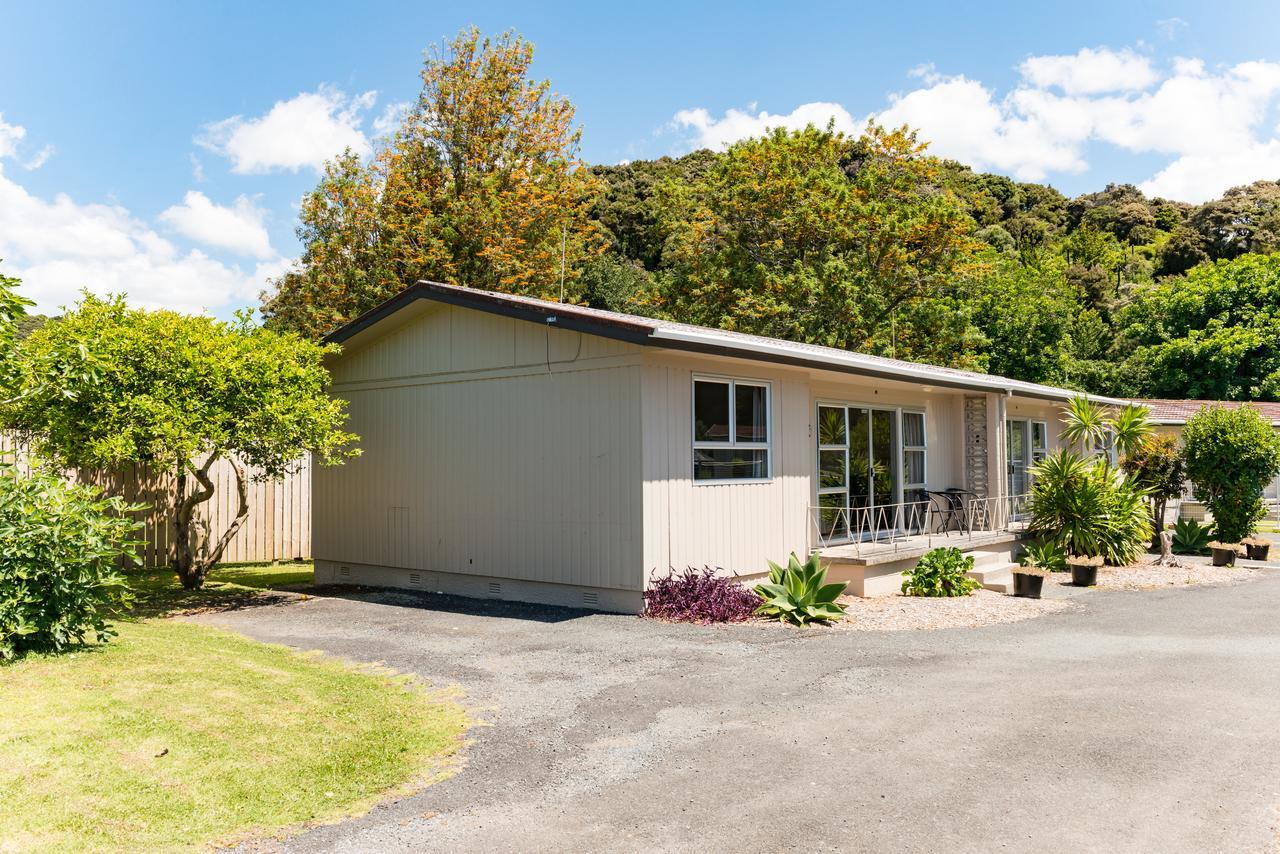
[1066,554,1103,587]
[1012,565,1048,598]
[1208,541,1240,567]
[1241,536,1271,562]
[1015,541,1065,599]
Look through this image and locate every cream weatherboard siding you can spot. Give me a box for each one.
[639,350,980,581]
[313,303,646,611]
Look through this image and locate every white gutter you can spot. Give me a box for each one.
[649,326,1131,406]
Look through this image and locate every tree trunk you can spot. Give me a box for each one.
[169,454,250,589]
[1152,528,1181,567]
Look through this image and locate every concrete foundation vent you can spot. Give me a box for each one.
[408,572,422,587]
[339,565,351,578]
[582,591,599,607]
[487,582,502,596]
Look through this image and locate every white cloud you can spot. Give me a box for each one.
[1019,47,1158,95]
[158,191,275,259]
[0,163,283,314]
[672,102,860,150]
[197,85,376,174]
[372,101,410,136]
[668,48,1280,202]
[0,114,25,159]
[22,144,54,170]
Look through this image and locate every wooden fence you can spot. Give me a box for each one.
[1,435,311,567]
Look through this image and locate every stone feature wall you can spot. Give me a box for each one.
[963,395,989,499]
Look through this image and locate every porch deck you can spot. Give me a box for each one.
[816,523,1029,566]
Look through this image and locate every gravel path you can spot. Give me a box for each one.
[833,589,1072,631]
[1046,562,1259,590]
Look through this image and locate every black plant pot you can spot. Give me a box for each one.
[1013,574,1044,599]
[1212,546,1238,567]
[1246,542,1271,561]
[1069,563,1098,587]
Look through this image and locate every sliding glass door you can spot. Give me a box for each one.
[817,406,905,541]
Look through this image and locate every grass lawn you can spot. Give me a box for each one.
[0,562,468,852]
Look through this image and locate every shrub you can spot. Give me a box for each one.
[1182,405,1280,543]
[643,567,760,623]
[1171,519,1212,555]
[1121,433,1185,535]
[0,462,142,660]
[901,547,980,597]
[753,553,848,626]
[1019,540,1067,572]
[1026,449,1152,565]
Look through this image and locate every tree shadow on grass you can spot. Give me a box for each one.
[121,568,310,620]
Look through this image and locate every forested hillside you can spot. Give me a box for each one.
[262,28,1280,402]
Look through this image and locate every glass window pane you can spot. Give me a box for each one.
[818,492,849,540]
[694,448,769,480]
[735,384,768,443]
[819,450,847,489]
[818,406,846,446]
[693,380,730,443]
[1032,422,1047,451]
[904,449,926,486]
[903,412,925,448]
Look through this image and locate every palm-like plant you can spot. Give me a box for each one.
[1110,404,1154,458]
[1061,396,1111,455]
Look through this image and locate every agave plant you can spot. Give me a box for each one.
[1019,540,1067,572]
[1171,519,1212,555]
[754,553,848,626]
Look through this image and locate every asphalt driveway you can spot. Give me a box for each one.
[201,571,1280,853]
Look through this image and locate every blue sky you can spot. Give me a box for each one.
[2,0,1280,315]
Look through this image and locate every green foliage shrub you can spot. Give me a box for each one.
[753,553,848,626]
[901,547,980,597]
[1182,406,1280,542]
[0,462,142,659]
[1027,450,1153,565]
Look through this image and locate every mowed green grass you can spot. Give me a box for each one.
[0,562,467,852]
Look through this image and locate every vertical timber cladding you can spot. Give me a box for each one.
[963,395,989,499]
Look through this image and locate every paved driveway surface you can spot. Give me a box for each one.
[201,572,1280,853]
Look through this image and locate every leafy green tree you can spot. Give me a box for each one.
[1190,180,1280,260]
[656,124,981,365]
[1181,405,1280,542]
[1117,254,1280,399]
[0,265,32,360]
[263,28,602,338]
[588,150,718,271]
[1154,225,1209,277]
[577,254,654,314]
[1121,433,1185,537]
[6,295,359,589]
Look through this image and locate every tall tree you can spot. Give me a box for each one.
[6,295,359,588]
[655,124,981,365]
[263,28,602,338]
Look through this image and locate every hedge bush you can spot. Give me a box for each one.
[1182,406,1280,543]
[0,462,142,660]
[902,547,980,597]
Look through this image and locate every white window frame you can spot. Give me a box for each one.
[901,409,928,503]
[691,375,773,484]
[1030,420,1049,465]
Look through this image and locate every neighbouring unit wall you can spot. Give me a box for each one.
[314,303,646,611]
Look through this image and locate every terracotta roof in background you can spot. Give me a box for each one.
[1134,399,1280,424]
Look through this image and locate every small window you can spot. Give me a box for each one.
[693,378,771,481]
[1031,421,1048,464]
[902,411,927,506]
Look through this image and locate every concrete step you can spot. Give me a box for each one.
[966,550,1008,569]
[966,561,1018,594]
